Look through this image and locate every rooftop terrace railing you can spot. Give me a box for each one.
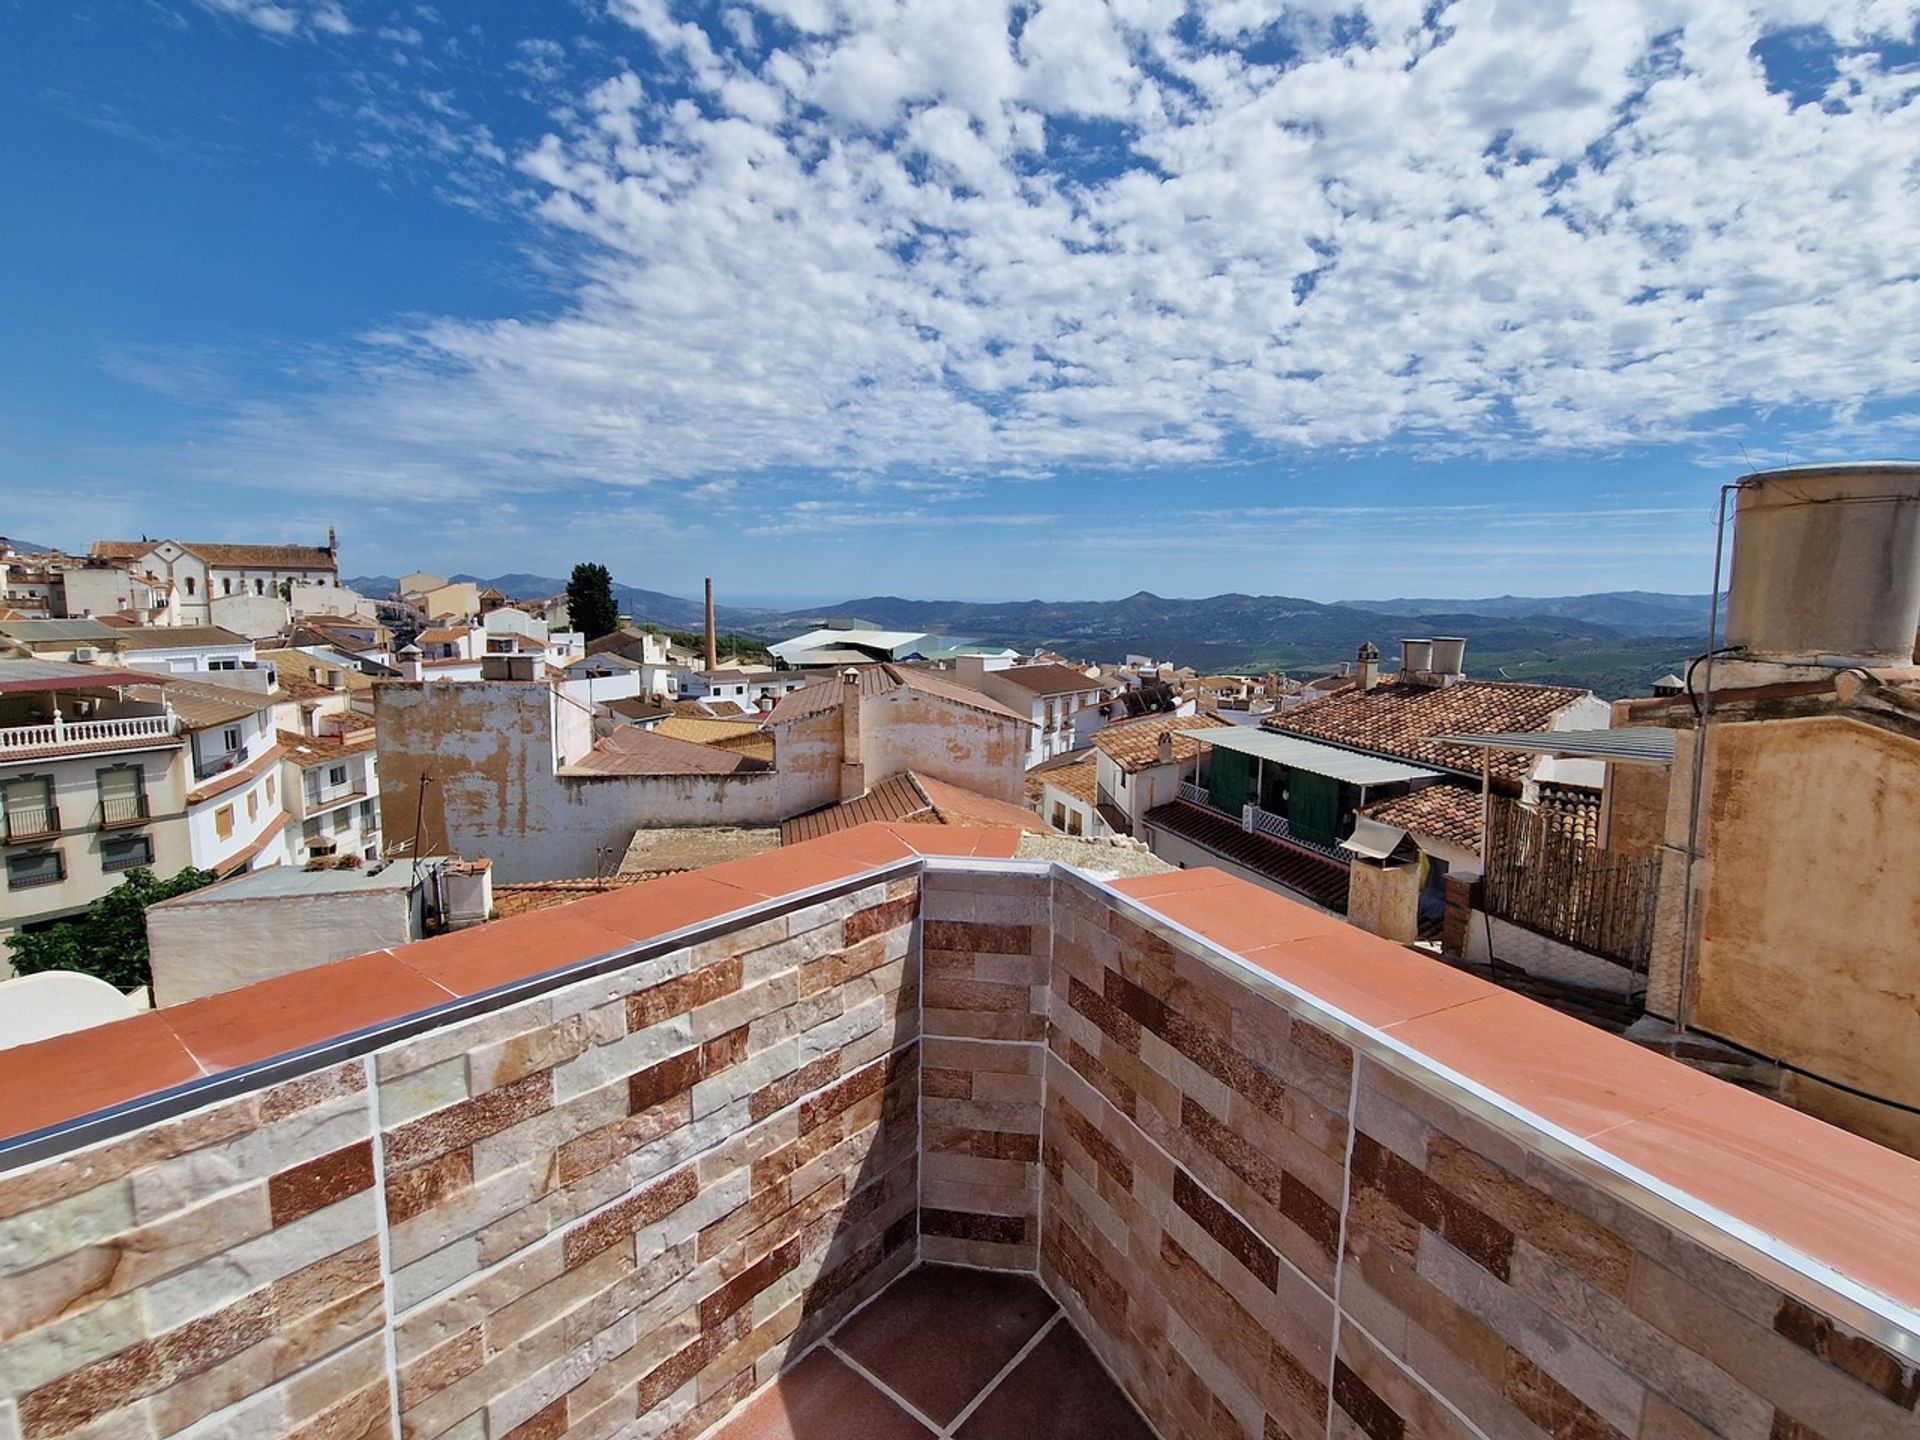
[0,711,177,754]
[0,823,1916,1440]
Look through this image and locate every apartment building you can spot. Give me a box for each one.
[949,656,1108,767]
[89,533,341,631]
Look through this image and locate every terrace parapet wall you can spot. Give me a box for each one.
[0,823,1916,1440]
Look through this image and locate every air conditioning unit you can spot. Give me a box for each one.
[72,646,99,663]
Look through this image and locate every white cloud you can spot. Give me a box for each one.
[189,0,1920,516]
[196,0,353,38]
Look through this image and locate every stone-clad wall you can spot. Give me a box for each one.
[916,870,1051,1270]
[1040,880,1920,1440]
[0,876,923,1440]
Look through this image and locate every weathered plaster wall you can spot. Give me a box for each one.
[1601,756,1671,857]
[375,683,778,883]
[860,689,1027,804]
[1686,714,1920,1120]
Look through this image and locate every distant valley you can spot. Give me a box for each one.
[349,574,1708,699]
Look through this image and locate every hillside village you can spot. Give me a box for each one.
[5,480,1920,1175]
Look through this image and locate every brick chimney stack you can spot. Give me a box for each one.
[704,578,718,673]
[1356,641,1380,692]
[839,668,866,801]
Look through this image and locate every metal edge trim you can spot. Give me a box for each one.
[0,857,921,1174]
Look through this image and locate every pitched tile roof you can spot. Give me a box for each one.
[765,663,1030,727]
[92,540,336,569]
[780,772,1050,844]
[652,716,776,762]
[993,663,1105,697]
[1030,751,1098,806]
[1266,678,1590,782]
[104,625,252,651]
[1091,713,1232,773]
[1144,800,1351,913]
[1361,783,1484,851]
[276,728,375,768]
[128,676,279,729]
[564,725,772,776]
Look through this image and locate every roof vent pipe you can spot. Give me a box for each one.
[1430,637,1466,678]
[1723,462,1920,666]
[1400,638,1433,675]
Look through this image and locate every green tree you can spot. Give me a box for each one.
[5,866,218,994]
[565,562,621,641]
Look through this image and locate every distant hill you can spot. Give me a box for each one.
[0,536,58,555]
[343,576,1709,698]
[1336,591,1713,634]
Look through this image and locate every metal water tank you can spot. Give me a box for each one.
[1399,638,1433,674]
[1430,637,1467,676]
[1724,462,1920,665]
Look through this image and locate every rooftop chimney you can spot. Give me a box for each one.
[704,578,719,672]
[1156,730,1174,765]
[1724,462,1920,666]
[1430,636,1466,681]
[1356,641,1380,692]
[839,668,865,801]
[1400,638,1433,678]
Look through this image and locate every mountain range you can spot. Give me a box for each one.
[345,574,1709,697]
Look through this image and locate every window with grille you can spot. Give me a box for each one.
[2,777,57,841]
[100,834,152,873]
[6,850,63,890]
[96,766,146,826]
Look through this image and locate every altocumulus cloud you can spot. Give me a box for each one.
[217,0,1920,499]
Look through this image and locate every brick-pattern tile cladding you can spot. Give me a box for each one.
[918,870,1050,1270]
[0,1063,390,1440]
[0,877,924,1440]
[5,861,1918,1440]
[1041,878,1920,1440]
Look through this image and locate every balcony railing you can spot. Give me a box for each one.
[1179,779,1209,806]
[99,793,149,828]
[3,804,60,843]
[1173,783,1349,863]
[0,714,175,755]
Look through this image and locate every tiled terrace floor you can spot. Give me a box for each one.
[705,1265,1158,1440]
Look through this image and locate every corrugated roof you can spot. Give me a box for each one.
[106,626,252,651]
[1144,800,1351,914]
[1200,727,1444,785]
[0,619,123,644]
[1437,727,1677,766]
[128,676,278,729]
[0,659,160,692]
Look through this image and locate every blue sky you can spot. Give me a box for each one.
[4,1,1918,605]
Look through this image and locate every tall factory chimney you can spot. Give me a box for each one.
[704,577,719,672]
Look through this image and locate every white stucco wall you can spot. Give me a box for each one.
[147,888,416,1006]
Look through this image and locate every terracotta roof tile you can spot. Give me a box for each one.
[1361,783,1484,850]
[1267,677,1590,782]
[92,539,337,569]
[992,663,1105,697]
[1033,753,1098,807]
[910,774,1051,834]
[766,663,1030,727]
[1091,713,1232,773]
[781,773,931,843]
[565,725,772,776]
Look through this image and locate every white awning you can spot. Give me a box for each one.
[1340,817,1413,861]
[1437,727,1676,766]
[1195,728,1444,786]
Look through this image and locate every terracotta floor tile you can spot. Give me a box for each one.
[831,1265,1058,1426]
[1593,1084,1920,1311]
[1126,879,1351,955]
[1108,868,1240,900]
[0,1012,204,1143]
[1238,927,1497,1029]
[955,1320,1156,1440]
[709,1348,933,1440]
[395,912,637,997]
[164,950,456,1073]
[1383,989,1722,1138]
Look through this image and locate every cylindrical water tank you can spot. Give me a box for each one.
[1430,637,1466,676]
[1724,462,1920,665]
[1400,638,1433,674]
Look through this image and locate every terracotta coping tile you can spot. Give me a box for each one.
[1121,880,1352,955]
[1239,926,1498,1029]
[693,845,879,900]
[164,951,457,1073]
[0,1013,204,1144]
[557,872,774,942]
[799,822,922,867]
[1380,989,1724,1139]
[1108,868,1242,900]
[1593,1083,1920,1311]
[395,912,640,997]
[889,824,1023,858]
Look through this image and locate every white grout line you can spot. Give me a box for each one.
[825,1338,949,1435]
[936,1310,1063,1438]
[361,1055,406,1440]
[1322,1049,1364,1440]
